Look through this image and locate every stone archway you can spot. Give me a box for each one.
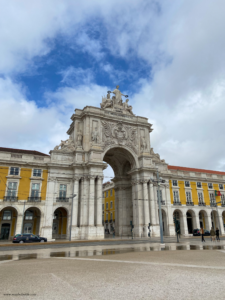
[47,88,173,240]
[23,207,41,235]
[0,207,18,240]
[53,207,68,239]
[103,147,136,237]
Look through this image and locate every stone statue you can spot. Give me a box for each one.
[53,135,75,152]
[108,85,128,105]
[140,136,147,151]
[123,99,134,115]
[101,91,113,109]
[91,127,99,144]
[77,130,83,147]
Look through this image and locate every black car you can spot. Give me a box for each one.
[13,233,47,243]
[193,229,200,236]
[203,230,210,236]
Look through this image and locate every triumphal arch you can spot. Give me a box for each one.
[44,86,174,240]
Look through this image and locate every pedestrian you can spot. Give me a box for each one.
[216,227,220,242]
[210,227,216,242]
[200,227,205,242]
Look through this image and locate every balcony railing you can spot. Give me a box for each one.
[210,202,217,207]
[56,197,69,202]
[186,202,194,206]
[198,202,206,206]
[3,196,18,202]
[173,201,182,206]
[28,197,41,202]
[221,203,225,207]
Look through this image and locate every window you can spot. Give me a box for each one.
[172,180,178,186]
[59,184,67,198]
[197,182,202,188]
[198,192,204,204]
[25,210,33,220]
[106,213,108,220]
[24,223,32,233]
[186,191,192,203]
[209,192,215,203]
[106,202,108,209]
[173,191,179,203]
[219,184,223,190]
[185,181,190,187]
[157,190,162,201]
[10,167,19,175]
[110,212,113,220]
[208,183,213,189]
[33,169,42,177]
[3,211,11,220]
[31,183,40,197]
[7,182,17,197]
[102,204,104,210]
[110,201,113,209]
[110,189,112,196]
[106,191,108,197]
[221,194,225,200]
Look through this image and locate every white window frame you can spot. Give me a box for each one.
[5,179,19,198]
[208,183,213,189]
[209,192,215,203]
[59,184,67,198]
[186,191,192,203]
[6,182,18,197]
[185,181,190,187]
[173,191,179,203]
[197,182,202,188]
[30,183,41,198]
[106,191,108,197]
[110,212,113,220]
[106,213,108,220]
[219,183,223,190]
[198,192,204,204]
[172,180,178,187]
[110,201,113,209]
[32,168,42,177]
[9,167,20,176]
[3,210,12,220]
[106,202,108,210]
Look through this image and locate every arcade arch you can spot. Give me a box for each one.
[103,147,136,237]
[0,207,18,240]
[52,207,68,239]
[23,207,41,235]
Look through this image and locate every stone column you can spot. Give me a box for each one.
[165,184,175,236]
[143,180,150,237]
[181,212,189,235]
[15,213,24,235]
[205,213,211,230]
[217,210,224,234]
[149,183,159,236]
[88,176,95,226]
[96,176,104,239]
[41,177,55,241]
[193,211,200,229]
[71,177,79,239]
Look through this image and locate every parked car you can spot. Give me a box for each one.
[203,230,210,236]
[193,229,200,236]
[13,233,47,243]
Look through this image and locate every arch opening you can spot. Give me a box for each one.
[0,207,18,240]
[52,207,68,239]
[103,147,137,237]
[23,207,41,235]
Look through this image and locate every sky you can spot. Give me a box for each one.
[1,0,225,181]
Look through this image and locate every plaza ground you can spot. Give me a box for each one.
[0,237,225,300]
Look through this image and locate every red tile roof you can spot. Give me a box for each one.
[0,147,49,157]
[168,165,225,175]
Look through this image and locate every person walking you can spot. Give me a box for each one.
[216,227,220,242]
[200,227,205,242]
[210,227,216,242]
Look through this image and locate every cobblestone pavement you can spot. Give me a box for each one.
[1,248,225,300]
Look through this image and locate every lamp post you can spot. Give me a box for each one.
[69,194,77,241]
[150,170,165,245]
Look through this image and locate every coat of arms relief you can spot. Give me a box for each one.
[101,121,138,154]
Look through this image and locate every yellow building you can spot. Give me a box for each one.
[0,147,49,240]
[102,181,115,233]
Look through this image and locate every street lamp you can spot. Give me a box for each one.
[150,170,165,245]
[69,194,77,241]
